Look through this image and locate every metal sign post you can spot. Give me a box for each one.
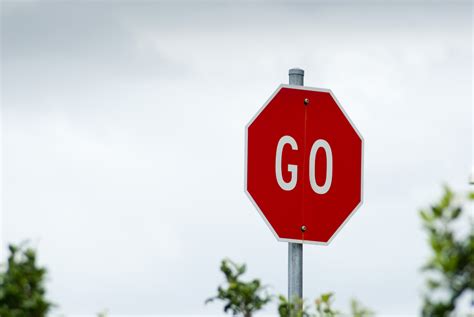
[288,68,304,301]
[245,67,363,303]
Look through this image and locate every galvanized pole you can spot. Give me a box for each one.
[288,68,304,301]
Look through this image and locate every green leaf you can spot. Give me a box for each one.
[320,292,332,303]
[420,210,433,223]
[431,205,442,217]
[440,186,453,209]
[427,279,441,289]
[451,207,462,219]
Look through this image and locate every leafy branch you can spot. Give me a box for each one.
[419,187,474,316]
[206,259,271,317]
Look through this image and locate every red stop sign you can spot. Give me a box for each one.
[245,85,363,244]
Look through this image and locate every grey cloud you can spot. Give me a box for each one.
[1,1,191,101]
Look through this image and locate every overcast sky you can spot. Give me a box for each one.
[1,1,472,316]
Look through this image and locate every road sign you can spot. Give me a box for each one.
[245,84,363,244]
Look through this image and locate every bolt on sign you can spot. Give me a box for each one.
[245,85,363,244]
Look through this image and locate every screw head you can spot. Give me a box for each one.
[304,98,310,105]
[301,225,307,232]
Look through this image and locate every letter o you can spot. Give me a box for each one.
[309,139,332,194]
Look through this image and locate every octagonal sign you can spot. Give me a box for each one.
[245,85,363,244]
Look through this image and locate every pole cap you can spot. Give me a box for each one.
[289,68,304,76]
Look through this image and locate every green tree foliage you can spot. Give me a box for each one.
[349,299,374,317]
[278,293,373,317]
[0,243,53,317]
[420,187,474,316]
[314,292,339,317]
[278,295,309,317]
[206,259,271,317]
